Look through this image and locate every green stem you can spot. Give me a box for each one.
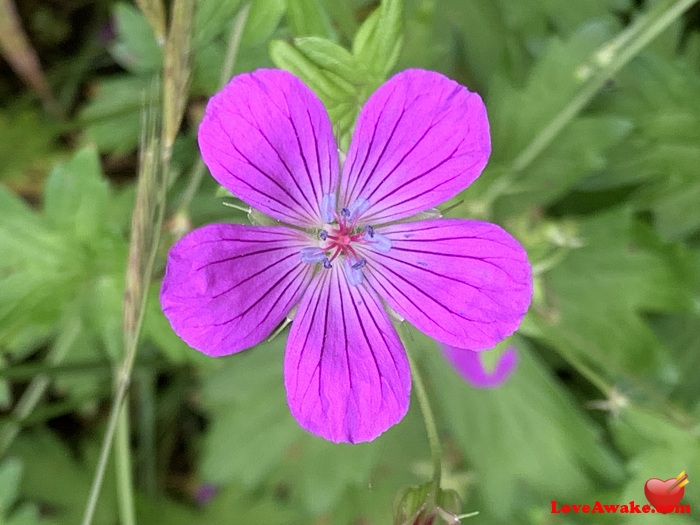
[115,402,136,525]
[81,89,166,525]
[137,368,157,497]
[512,0,699,174]
[176,2,251,215]
[406,351,442,494]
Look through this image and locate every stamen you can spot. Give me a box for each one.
[343,258,364,286]
[352,258,367,270]
[321,193,337,223]
[300,247,326,263]
[347,198,370,222]
[322,258,332,269]
[365,231,392,253]
[319,229,328,241]
[365,225,375,238]
[340,208,351,219]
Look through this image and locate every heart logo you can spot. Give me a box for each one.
[644,478,685,513]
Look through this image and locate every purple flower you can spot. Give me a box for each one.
[160,69,532,443]
[439,345,519,389]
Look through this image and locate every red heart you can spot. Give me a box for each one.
[644,478,685,513]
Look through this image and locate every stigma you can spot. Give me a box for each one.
[300,196,391,285]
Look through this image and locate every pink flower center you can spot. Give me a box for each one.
[321,208,368,264]
[299,202,390,285]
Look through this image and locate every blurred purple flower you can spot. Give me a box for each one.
[160,69,532,443]
[195,483,218,506]
[440,345,518,388]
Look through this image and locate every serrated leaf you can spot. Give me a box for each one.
[200,483,310,524]
[289,436,381,515]
[534,209,693,383]
[200,338,299,486]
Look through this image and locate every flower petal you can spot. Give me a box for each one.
[364,219,532,350]
[340,69,490,224]
[198,69,339,228]
[285,265,410,443]
[439,345,518,388]
[160,223,313,356]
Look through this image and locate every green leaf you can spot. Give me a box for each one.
[592,54,700,240]
[488,22,616,164]
[610,406,699,525]
[110,2,162,74]
[492,116,632,215]
[0,458,55,525]
[352,0,404,78]
[269,39,369,148]
[534,209,693,383]
[0,109,60,182]
[79,75,157,154]
[269,40,354,101]
[286,0,336,39]
[424,337,624,519]
[0,458,22,516]
[200,483,310,524]
[241,0,287,48]
[12,431,118,525]
[295,37,369,84]
[199,337,386,516]
[193,0,242,48]
[43,147,110,242]
[200,338,299,486]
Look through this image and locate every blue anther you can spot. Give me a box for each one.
[365,225,375,238]
[340,207,351,218]
[352,258,367,270]
[300,247,326,263]
[319,229,328,241]
[323,258,332,269]
[343,258,364,286]
[347,198,370,221]
[365,231,392,253]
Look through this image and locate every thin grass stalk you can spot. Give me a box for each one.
[176,2,251,215]
[511,0,700,174]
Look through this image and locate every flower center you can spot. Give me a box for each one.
[299,197,391,285]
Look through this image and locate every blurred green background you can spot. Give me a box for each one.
[1,0,699,523]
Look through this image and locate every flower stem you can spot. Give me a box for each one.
[407,350,442,493]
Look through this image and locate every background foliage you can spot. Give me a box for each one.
[1,0,699,523]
